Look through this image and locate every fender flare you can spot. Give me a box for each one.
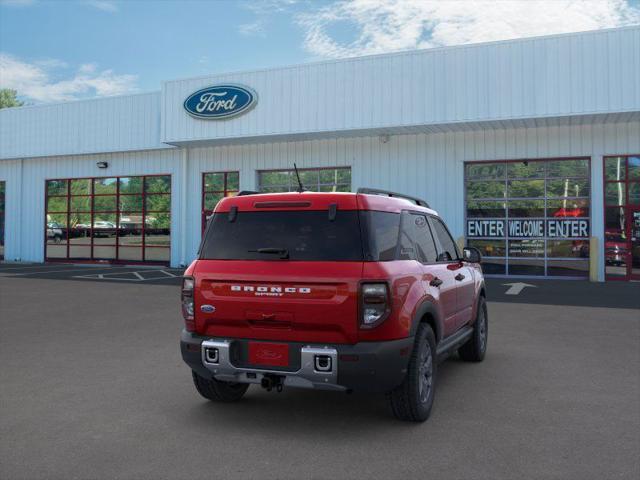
[409,300,443,342]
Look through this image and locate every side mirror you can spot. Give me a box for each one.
[462,246,482,263]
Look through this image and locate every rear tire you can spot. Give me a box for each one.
[459,296,488,362]
[191,371,249,402]
[386,324,437,422]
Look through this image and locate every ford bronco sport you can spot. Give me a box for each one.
[180,188,487,422]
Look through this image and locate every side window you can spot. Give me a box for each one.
[410,214,438,263]
[397,213,416,261]
[361,211,401,261]
[430,217,459,262]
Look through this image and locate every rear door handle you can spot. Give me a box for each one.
[455,273,465,281]
[429,277,443,287]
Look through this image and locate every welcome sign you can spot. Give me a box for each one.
[184,84,257,119]
[467,219,589,238]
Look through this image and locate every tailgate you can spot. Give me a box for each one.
[194,260,363,344]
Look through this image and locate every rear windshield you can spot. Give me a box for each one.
[200,210,364,261]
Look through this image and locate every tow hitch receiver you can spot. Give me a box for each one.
[261,374,285,392]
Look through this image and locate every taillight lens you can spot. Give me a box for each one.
[360,283,390,329]
[182,276,195,331]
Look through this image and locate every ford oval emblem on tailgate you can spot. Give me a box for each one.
[200,305,216,313]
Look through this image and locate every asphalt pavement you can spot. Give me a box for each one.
[0,269,638,479]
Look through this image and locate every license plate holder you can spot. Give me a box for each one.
[248,342,289,368]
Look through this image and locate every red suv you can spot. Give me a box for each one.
[180,188,487,422]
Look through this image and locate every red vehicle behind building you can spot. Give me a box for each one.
[180,188,487,422]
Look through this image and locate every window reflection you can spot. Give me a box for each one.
[45,175,171,263]
[465,158,590,278]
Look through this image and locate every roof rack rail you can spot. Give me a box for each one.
[236,190,261,196]
[357,188,430,208]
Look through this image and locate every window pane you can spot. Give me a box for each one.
[146,194,171,212]
[119,195,143,212]
[630,183,640,205]
[335,168,351,184]
[47,196,68,213]
[94,195,117,212]
[508,240,545,257]
[605,183,625,206]
[70,196,91,212]
[259,171,291,188]
[547,260,589,277]
[94,178,117,194]
[466,201,506,218]
[604,157,626,181]
[227,172,240,190]
[118,247,143,261]
[508,259,544,276]
[46,214,67,228]
[47,180,67,196]
[468,240,506,257]
[508,200,545,218]
[46,225,67,244]
[204,193,223,210]
[361,211,400,261]
[629,156,640,180]
[465,163,505,180]
[145,247,170,262]
[46,244,68,258]
[507,161,545,179]
[146,213,171,229]
[299,170,319,186]
[145,230,171,247]
[547,199,589,218]
[466,181,506,199]
[547,159,589,178]
[118,227,143,247]
[70,179,91,195]
[547,240,589,258]
[407,214,438,263]
[69,245,91,259]
[605,207,626,236]
[93,213,117,228]
[93,245,116,260]
[546,179,590,198]
[204,173,225,191]
[145,176,171,194]
[119,177,143,194]
[481,258,506,275]
[430,217,459,261]
[201,211,363,261]
[507,180,544,197]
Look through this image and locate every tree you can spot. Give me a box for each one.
[0,89,24,109]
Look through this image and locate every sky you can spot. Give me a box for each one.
[1,0,639,104]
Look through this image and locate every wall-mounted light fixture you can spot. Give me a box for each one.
[96,162,108,169]
[379,134,390,144]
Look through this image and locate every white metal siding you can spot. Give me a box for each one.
[163,27,640,144]
[0,92,169,160]
[0,149,184,265]
[1,122,638,279]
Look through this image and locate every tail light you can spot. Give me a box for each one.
[360,283,390,329]
[182,276,195,332]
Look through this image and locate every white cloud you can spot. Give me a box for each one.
[83,0,118,13]
[238,19,266,36]
[0,53,138,103]
[297,0,640,58]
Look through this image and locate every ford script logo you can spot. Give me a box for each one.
[183,84,257,119]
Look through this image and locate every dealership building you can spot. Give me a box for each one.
[1,26,639,281]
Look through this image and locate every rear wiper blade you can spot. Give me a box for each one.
[248,247,290,259]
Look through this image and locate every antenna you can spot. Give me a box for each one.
[293,163,305,193]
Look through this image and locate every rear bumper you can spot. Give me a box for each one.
[180,330,414,393]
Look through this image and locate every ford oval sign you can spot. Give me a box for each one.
[183,84,257,120]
